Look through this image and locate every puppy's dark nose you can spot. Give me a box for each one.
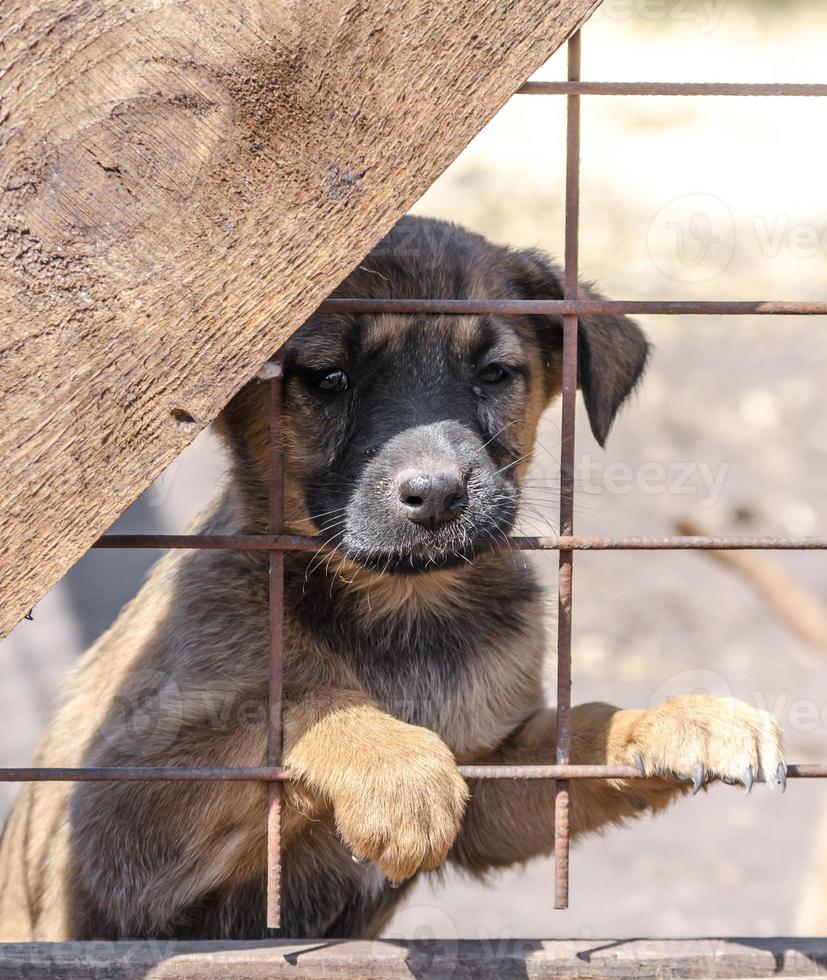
[396,469,468,528]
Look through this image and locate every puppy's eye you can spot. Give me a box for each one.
[317,369,348,393]
[475,362,510,385]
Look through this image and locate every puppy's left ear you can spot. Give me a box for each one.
[574,303,650,448]
[504,248,650,447]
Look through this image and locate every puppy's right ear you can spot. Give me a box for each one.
[504,248,650,447]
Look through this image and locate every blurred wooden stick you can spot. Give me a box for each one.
[675,518,827,653]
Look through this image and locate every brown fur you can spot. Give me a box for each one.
[0,218,785,940]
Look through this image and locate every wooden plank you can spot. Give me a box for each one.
[0,0,599,637]
[1,938,826,978]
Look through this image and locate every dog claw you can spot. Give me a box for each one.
[777,762,787,793]
[388,879,404,890]
[743,767,754,795]
[690,764,705,796]
[351,854,371,866]
[633,753,646,777]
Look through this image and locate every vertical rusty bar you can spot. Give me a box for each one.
[267,369,285,929]
[554,30,581,911]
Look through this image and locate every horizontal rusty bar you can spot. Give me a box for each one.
[93,535,827,552]
[519,81,827,98]
[94,534,321,551]
[512,536,827,551]
[461,764,825,779]
[0,767,288,782]
[318,298,827,316]
[0,764,821,782]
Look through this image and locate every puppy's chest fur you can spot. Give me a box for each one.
[285,558,547,757]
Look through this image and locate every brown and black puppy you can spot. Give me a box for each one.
[0,216,785,941]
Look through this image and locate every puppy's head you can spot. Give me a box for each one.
[222,217,648,574]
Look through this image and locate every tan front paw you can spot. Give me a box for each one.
[332,723,469,883]
[626,695,786,793]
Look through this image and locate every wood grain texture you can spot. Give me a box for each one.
[0,0,600,637]
[1,938,827,978]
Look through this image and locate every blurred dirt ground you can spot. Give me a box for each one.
[2,0,826,941]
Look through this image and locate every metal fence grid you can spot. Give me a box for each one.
[5,29,827,931]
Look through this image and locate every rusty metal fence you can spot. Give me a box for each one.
[5,30,827,930]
